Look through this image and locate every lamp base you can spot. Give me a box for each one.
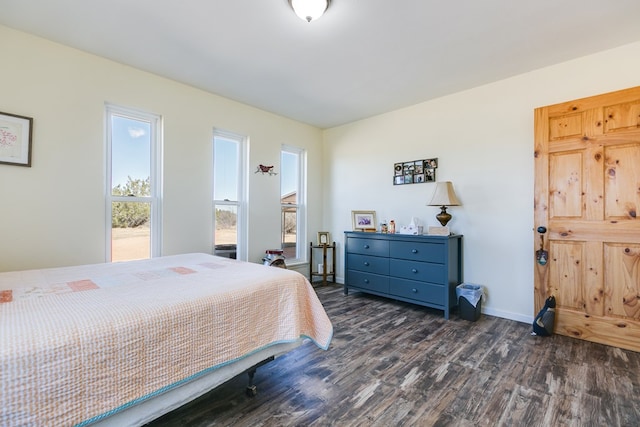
[436,206,452,227]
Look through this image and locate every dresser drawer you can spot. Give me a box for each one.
[346,270,389,294]
[347,253,389,275]
[389,259,445,284]
[390,241,445,263]
[346,237,389,257]
[390,278,444,305]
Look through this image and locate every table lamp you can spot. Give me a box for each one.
[428,181,461,227]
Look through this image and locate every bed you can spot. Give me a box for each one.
[0,253,333,426]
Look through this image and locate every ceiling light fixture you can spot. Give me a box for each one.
[288,0,330,23]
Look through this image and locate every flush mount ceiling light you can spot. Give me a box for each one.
[288,0,330,22]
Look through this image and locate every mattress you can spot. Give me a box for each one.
[0,253,333,426]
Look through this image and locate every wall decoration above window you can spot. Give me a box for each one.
[393,158,437,185]
[0,111,33,167]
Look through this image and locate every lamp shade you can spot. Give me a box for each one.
[289,0,330,22]
[428,181,461,206]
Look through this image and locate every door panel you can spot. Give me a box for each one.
[604,145,640,219]
[604,101,640,133]
[549,241,584,311]
[549,152,583,218]
[534,86,640,352]
[549,113,583,141]
[605,243,640,319]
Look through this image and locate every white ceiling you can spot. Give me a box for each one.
[2,1,640,128]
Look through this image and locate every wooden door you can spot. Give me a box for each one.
[534,86,640,352]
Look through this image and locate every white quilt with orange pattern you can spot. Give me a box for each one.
[0,253,333,426]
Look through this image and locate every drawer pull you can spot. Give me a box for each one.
[412,268,418,273]
[364,279,370,284]
[364,244,370,249]
[412,288,418,293]
[364,261,370,266]
[412,249,418,254]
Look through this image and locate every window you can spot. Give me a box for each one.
[281,145,306,263]
[213,130,247,261]
[106,104,162,262]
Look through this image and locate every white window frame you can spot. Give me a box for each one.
[213,129,248,261]
[105,104,163,262]
[281,144,306,264]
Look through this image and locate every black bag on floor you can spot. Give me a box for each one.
[531,296,556,336]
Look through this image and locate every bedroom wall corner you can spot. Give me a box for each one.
[0,25,324,272]
[322,40,640,322]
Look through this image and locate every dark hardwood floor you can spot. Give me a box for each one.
[148,284,640,427]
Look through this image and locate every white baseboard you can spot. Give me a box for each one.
[480,306,532,324]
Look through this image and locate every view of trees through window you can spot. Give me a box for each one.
[112,177,150,228]
[281,190,297,259]
[281,146,303,261]
[214,206,238,255]
[213,132,243,259]
[107,106,159,262]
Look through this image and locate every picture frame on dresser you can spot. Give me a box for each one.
[351,210,377,232]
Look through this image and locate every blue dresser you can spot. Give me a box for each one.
[344,232,463,319]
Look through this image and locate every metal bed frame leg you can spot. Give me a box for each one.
[245,356,275,397]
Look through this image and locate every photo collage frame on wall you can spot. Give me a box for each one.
[393,158,437,185]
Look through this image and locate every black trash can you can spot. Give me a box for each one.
[456,283,484,321]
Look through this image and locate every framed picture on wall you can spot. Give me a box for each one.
[393,157,437,185]
[352,210,377,232]
[0,111,33,167]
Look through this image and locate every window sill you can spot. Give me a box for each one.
[285,260,307,268]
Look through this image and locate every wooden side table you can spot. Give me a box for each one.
[309,241,336,285]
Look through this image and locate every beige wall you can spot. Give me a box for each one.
[0,25,323,272]
[3,23,640,323]
[323,40,640,322]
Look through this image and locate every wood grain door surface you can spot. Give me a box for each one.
[534,86,640,351]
